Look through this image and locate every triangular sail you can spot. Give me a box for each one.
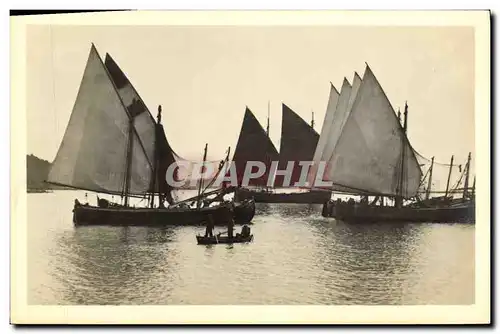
[47,44,153,195]
[276,103,319,187]
[325,72,362,181]
[309,83,339,184]
[320,78,352,180]
[327,65,422,197]
[104,54,156,169]
[105,54,177,197]
[232,107,280,187]
[105,54,222,194]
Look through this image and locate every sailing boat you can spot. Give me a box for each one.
[46,44,255,227]
[230,106,279,192]
[233,104,331,204]
[319,64,475,223]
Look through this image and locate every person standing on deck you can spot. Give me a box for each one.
[205,214,215,237]
[227,216,235,240]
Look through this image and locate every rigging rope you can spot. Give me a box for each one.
[414,149,467,168]
[450,164,467,192]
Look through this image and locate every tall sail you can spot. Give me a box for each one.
[105,53,223,194]
[47,44,154,195]
[320,78,352,180]
[232,107,279,187]
[276,103,319,187]
[327,64,422,197]
[324,72,362,180]
[104,54,156,170]
[309,83,339,184]
[105,54,179,197]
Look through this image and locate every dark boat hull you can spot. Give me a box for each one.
[236,188,331,204]
[73,199,256,227]
[234,199,255,223]
[322,200,475,224]
[196,234,254,245]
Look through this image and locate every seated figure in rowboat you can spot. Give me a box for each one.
[236,224,251,238]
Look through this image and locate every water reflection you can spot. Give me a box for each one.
[52,226,176,304]
[28,191,474,305]
[309,220,419,304]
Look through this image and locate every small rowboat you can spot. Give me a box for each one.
[196,234,254,245]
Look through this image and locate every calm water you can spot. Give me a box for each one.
[28,190,474,305]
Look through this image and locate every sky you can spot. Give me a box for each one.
[26,24,475,188]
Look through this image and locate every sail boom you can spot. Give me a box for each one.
[43,180,150,198]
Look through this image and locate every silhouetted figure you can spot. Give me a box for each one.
[205,214,214,237]
[241,224,251,238]
[227,217,234,239]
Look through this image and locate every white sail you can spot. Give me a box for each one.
[327,64,422,197]
[47,44,153,195]
[325,72,362,181]
[308,84,339,184]
[320,78,352,180]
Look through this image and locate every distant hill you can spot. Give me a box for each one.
[26,154,218,193]
[27,154,51,192]
[26,154,68,192]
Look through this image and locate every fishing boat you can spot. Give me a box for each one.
[317,63,475,224]
[46,44,255,227]
[233,104,331,204]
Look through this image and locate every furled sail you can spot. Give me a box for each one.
[327,64,422,197]
[47,44,154,196]
[232,107,280,187]
[308,83,339,184]
[276,103,319,187]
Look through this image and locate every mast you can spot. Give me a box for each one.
[444,155,454,198]
[471,176,476,197]
[462,152,472,199]
[197,143,208,208]
[149,105,162,208]
[396,102,408,207]
[311,110,315,129]
[266,101,270,137]
[265,102,271,190]
[403,102,408,133]
[123,117,135,207]
[425,156,434,200]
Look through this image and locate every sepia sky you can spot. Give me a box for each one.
[26,24,475,181]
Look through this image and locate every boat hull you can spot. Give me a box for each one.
[322,200,475,224]
[236,188,331,204]
[73,199,256,227]
[196,234,254,245]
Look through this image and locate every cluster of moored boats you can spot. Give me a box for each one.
[44,44,475,243]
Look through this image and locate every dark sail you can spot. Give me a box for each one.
[232,107,279,187]
[105,54,184,203]
[154,123,178,203]
[276,103,319,187]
